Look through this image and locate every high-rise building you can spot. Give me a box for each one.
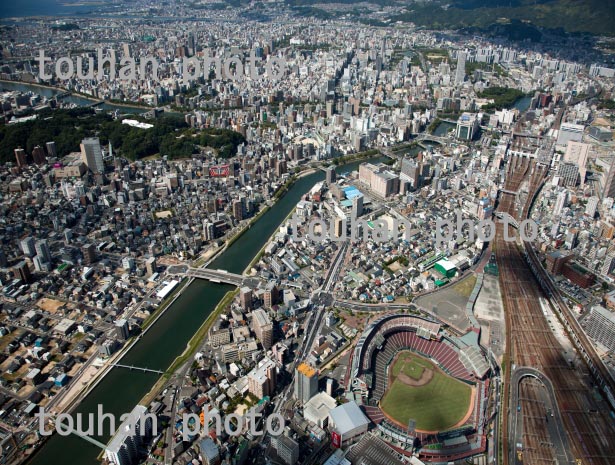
[455,51,466,85]
[272,434,299,465]
[583,305,615,351]
[264,282,278,308]
[601,253,615,277]
[564,141,590,186]
[32,145,47,164]
[105,405,154,465]
[20,237,36,257]
[325,166,336,185]
[240,287,253,310]
[14,148,27,167]
[276,159,287,177]
[545,251,571,274]
[82,243,97,265]
[351,194,364,219]
[585,196,599,218]
[145,256,157,276]
[252,308,273,349]
[400,158,421,189]
[46,141,57,158]
[187,31,196,56]
[294,362,318,405]
[334,218,344,238]
[557,162,579,187]
[35,239,52,264]
[232,199,244,220]
[604,156,615,199]
[199,437,220,465]
[203,221,216,241]
[80,137,105,173]
[553,190,568,217]
[13,261,32,284]
[247,357,277,398]
[326,100,334,119]
[358,163,399,198]
[455,113,480,140]
[115,319,130,340]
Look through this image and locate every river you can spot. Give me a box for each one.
[27,156,386,465]
[0,81,148,114]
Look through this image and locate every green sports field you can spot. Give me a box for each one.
[380,352,473,432]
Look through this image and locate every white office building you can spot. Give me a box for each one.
[583,305,615,351]
[105,405,155,465]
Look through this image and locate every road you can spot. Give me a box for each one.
[272,242,349,417]
[167,265,261,288]
[509,367,574,465]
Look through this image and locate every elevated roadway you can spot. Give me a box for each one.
[510,367,574,465]
[169,265,261,288]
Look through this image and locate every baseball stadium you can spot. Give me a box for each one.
[349,313,492,463]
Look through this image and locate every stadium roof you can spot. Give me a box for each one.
[459,345,490,378]
[345,434,406,465]
[329,401,369,435]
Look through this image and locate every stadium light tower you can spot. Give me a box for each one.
[408,418,416,434]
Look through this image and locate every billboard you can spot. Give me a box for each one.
[331,431,341,448]
[209,164,230,177]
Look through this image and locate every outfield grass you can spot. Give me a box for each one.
[380,352,472,432]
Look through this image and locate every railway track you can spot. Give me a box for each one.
[496,156,615,465]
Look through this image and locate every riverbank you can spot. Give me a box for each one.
[0,79,152,113]
[134,155,387,407]
[135,173,315,408]
[48,274,192,417]
[132,161,370,410]
[27,154,388,465]
[140,286,238,407]
[0,79,108,105]
[21,275,194,464]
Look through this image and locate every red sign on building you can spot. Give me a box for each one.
[209,164,230,177]
[331,431,341,448]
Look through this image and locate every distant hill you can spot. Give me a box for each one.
[287,0,615,36]
[405,0,615,36]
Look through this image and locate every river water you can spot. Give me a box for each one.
[27,156,385,465]
[0,81,148,114]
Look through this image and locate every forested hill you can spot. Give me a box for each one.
[288,0,615,36]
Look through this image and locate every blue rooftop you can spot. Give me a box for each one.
[344,186,363,199]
